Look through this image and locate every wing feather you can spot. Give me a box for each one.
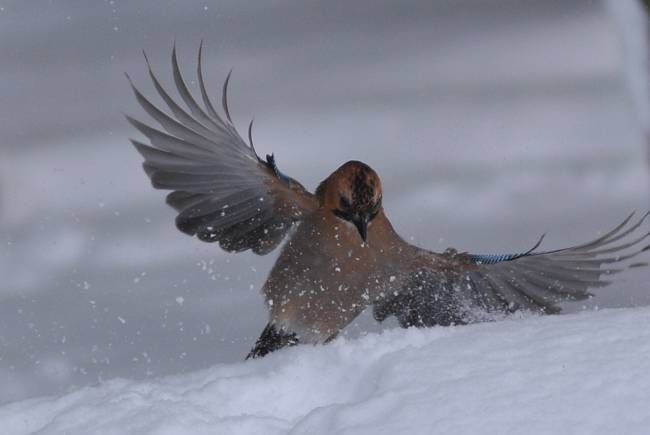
[375,212,649,326]
[127,44,317,254]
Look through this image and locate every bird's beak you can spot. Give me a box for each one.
[353,217,368,243]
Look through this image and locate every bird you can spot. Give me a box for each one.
[126,44,650,359]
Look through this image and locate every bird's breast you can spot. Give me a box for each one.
[262,215,394,340]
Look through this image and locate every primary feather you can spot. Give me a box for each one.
[127,44,317,254]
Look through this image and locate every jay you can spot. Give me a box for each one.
[126,45,650,359]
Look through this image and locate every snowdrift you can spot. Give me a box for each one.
[3,307,650,435]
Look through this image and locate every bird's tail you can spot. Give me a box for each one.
[246,323,299,359]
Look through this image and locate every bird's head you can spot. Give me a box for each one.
[317,160,383,243]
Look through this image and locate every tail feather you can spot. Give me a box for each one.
[246,324,299,359]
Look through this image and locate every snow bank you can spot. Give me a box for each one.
[3,307,650,435]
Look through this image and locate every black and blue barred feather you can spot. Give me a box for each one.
[471,253,521,265]
[470,234,546,265]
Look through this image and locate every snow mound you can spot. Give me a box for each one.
[3,307,650,435]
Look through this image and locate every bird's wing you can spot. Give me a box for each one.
[373,212,650,327]
[126,44,318,254]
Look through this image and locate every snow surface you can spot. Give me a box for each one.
[1,0,649,404]
[3,307,650,435]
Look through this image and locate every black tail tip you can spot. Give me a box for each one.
[246,324,299,360]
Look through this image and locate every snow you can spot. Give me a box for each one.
[3,307,650,435]
[1,0,649,405]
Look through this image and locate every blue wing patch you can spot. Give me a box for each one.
[266,153,293,186]
[470,253,523,265]
[470,234,546,265]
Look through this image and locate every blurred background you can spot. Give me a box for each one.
[1,0,649,403]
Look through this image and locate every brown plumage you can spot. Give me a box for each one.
[127,45,650,359]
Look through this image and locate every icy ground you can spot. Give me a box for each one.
[3,307,650,435]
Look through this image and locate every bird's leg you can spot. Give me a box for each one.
[245,323,299,359]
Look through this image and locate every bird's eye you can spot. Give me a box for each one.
[339,196,351,211]
[333,208,353,221]
[333,196,353,221]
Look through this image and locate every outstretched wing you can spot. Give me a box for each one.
[374,212,650,327]
[127,43,318,254]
